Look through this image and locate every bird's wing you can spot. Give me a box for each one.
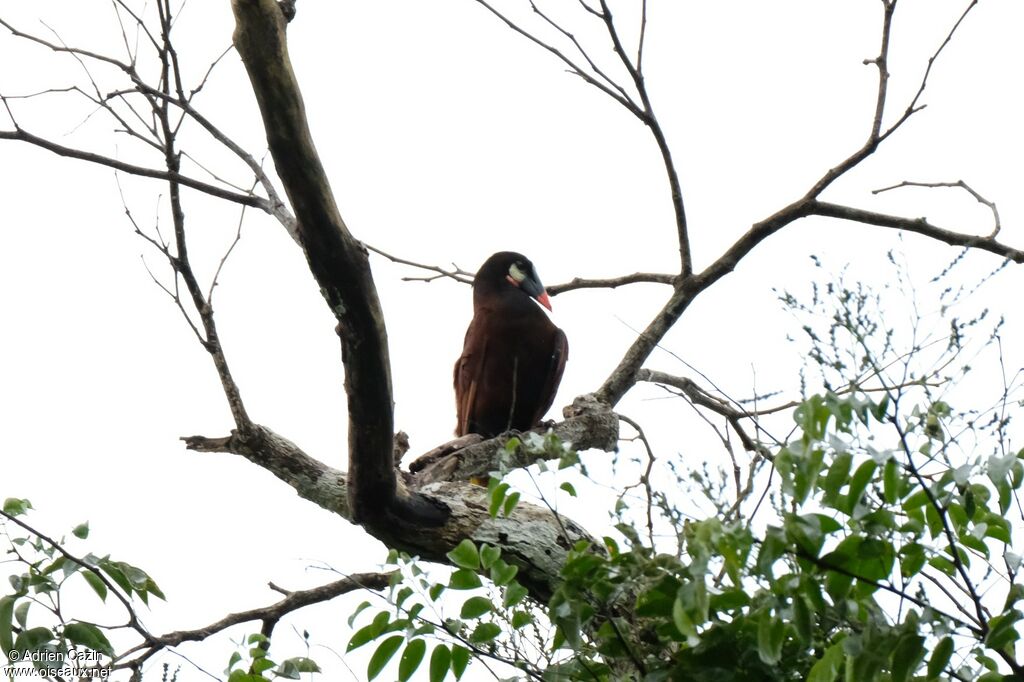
[454,320,488,436]
[531,327,568,426]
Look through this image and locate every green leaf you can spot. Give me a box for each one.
[13,626,53,654]
[64,622,114,657]
[891,635,925,682]
[429,645,450,682]
[928,556,956,577]
[448,569,482,590]
[398,638,426,681]
[709,589,750,613]
[446,540,480,570]
[756,613,784,665]
[503,581,528,608]
[959,532,989,557]
[247,632,269,647]
[278,657,320,678]
[502,492,521,516]
[511,611,533,629]
[903,489,930,510]
[460,596,493,619]
[488,483,509,518]
[479,544,501,570]
[77,571,107,603]
[348,612,390,652]
[985,610,1021,651]
[807,643,844,682]
[822,451,853,507]
[72,522,90,540]
[883,459,900,504]
[13,601,28,631]
[348,600,372,628]
[560,482,577,497]
[450,645,470,679]
[251,657,275,674]
[469,622,501,644]
[2,498,32,517]
[757,526,786,578]
[0,596,14,654]
[845,459,878,515]
[927,636,953,679]
[490,561,519,587]
[899,543,926,579]
[792,595,812,645]
[394,586,414,610]
[672,596,696,640]
[367,635,404,681]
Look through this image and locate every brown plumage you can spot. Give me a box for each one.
[454,252,568,438]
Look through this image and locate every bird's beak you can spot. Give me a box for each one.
[536,291,552,311]
[518,274,553,311]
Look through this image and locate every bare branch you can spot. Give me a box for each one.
[873,180,1001,237]
[366,243,674,294]
[208,189,251,303]
[527,0,633,106]
[116,573,392,669]
[904,1,979,117]
[469,0,643,116]
[365,243,474,285]
[547,272,675,296]
[811,201,1024,263]
[0,16,133,72]
[595,0,691,276]
[0,127,268,208]
[805,1,979,200]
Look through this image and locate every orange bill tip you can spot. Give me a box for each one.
[537,291,552,311]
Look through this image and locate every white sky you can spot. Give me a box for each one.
[2,0,1023,679]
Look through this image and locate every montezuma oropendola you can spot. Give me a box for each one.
[454,252,568,438]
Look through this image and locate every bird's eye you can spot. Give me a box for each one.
[508,262,527,283]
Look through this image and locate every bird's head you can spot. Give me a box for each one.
[475,251,552,311]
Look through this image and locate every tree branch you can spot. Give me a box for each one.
[182,422,598,602]
[116,573,392,669]
[0,126,269,209]
[230,0,443,528]
[596,0,691,276]
[409,394,619,485]
[811,201,1024,263]
[547,272,676,296]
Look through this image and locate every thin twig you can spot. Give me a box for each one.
[873,180,1001,237]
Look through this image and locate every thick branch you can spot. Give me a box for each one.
[410,394,619,485]
[182,423,595,601]
[230,0,440,527]
[596,199,815,405]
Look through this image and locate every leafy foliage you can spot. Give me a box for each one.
[224,633,322,681]
[0,502,151,676]
[349,264,1024,680]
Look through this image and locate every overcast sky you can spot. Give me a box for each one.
[2,1,1023,679]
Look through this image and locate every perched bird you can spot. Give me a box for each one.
[454,252,568,438]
